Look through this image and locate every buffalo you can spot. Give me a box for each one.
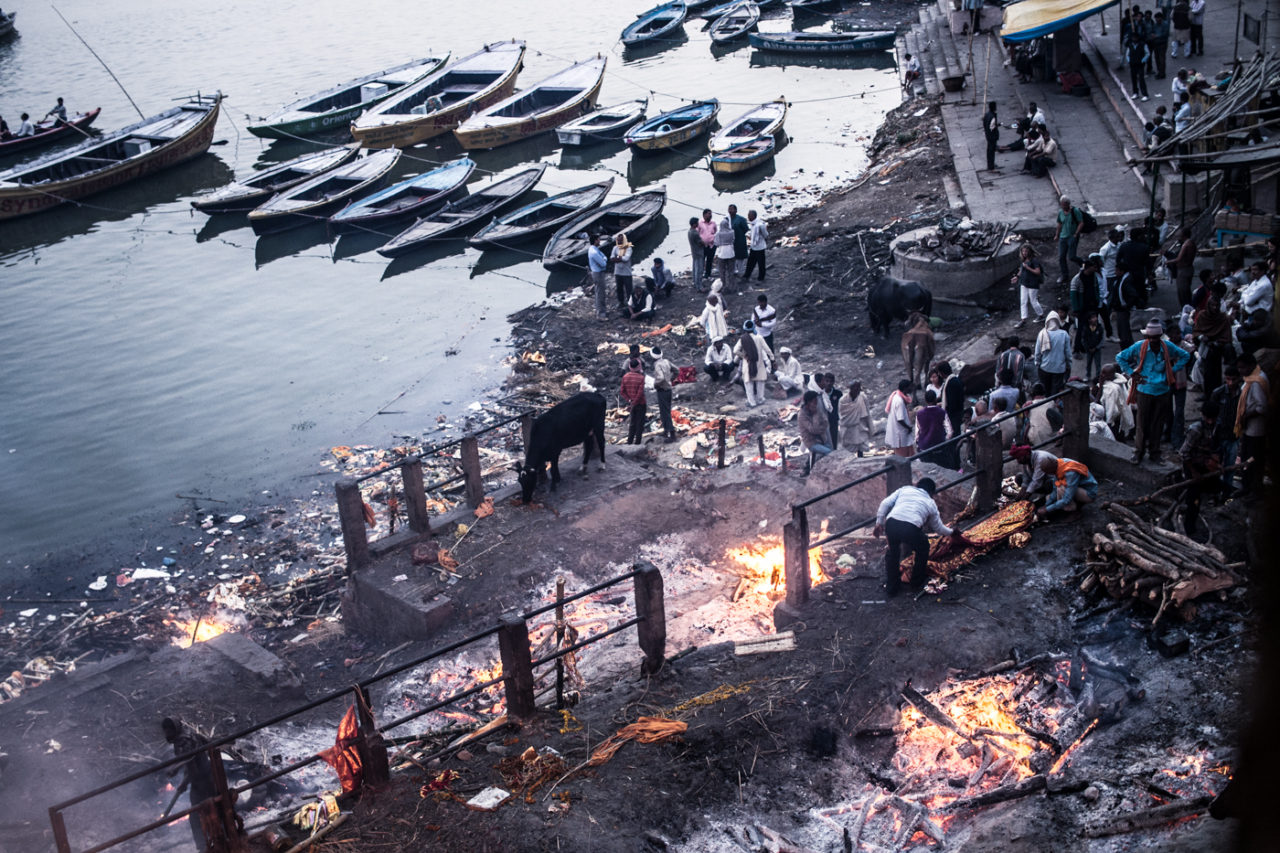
[516,392,607,504]
[867,273,933,337]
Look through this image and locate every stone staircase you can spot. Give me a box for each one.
[898,0,972,97]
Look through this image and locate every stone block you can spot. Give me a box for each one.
[207,632,301,691]
[343,564,456,642]
[1085,434,1179,491]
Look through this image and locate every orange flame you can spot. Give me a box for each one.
[727,540,826,594]
[164,616,234,647]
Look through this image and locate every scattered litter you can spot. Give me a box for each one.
[226,515,246,524]
[88,576,108,592]
[466,787,512,811]
[734,631,796,656]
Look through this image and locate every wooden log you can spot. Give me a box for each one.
[1084,795,1213,837]
[1091,534,1181,580]
[902,684,971,743]
[1110,523,1214,578]
[1171,572,1238,605]
[943,775,1046,811]
[1148,524,1230,568]
[847,792,879,851]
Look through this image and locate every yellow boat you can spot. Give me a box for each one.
[453,56,606,150]
[624,99,719,153]
[351,41,526,149]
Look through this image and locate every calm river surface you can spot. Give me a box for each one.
[0,0,900,579]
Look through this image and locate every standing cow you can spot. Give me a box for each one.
[900,312,935,391]
[517,392,607,503]
[867,272,933,337]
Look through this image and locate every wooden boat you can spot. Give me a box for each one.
[453,57,606,150]
[685,0,721,11]
[748,29,895,53]
[0,108,101,156]
[351,42,526,149]
[621,2,688,47]
[327,156,474,233]
[710,135,776,173]
[555,100,647,146]
[470,177,613,248]
[191,145,359,214]
[709,98,786,152]
[247,56,448,140]
[624,100,719,152]
[0,93,221,221]
[0,11,15,38]
[378,164,546,257]
[542,188,667,269]
[710,2,761,43]
[247,149,401,235]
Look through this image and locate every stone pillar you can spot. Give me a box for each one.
[460,435,484,508]
[886,455,914,494]
[975,428,1005,511]
[1062,383,1090,463]
[334,479,370,572]
[497,616,536,719]
[633,562,666,675]
[401,457,430,534]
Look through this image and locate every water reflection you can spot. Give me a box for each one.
[559,143,627,171]
[253,222,330,268]
[332,229,392,260]
[621,29,690,61]
[626,144,708,188]
[195,213,251,244]
[380,238,473,280]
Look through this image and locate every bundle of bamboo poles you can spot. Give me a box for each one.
[1080,504,1243,625]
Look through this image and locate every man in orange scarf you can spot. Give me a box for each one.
[1116,318,1191,463]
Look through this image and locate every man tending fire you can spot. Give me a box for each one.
[873,478,963,596]
[162,717,216,852]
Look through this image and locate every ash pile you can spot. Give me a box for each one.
[894,217,1019,261]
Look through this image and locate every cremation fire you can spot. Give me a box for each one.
[165,614,238,647]
[727,538,826,595]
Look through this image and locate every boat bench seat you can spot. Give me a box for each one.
[442,83,488,95]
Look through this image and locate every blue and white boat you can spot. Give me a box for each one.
[327,157,475,232]
[622,1,688,47]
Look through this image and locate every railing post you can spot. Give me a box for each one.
[401,457,431,535]
[886,455,914,494]
[497,616,536,719]
[717,419,726,468]
[354,686,390,789]
[334,479,369,572]
[975,427,1005,511]
[206,747,241,853]
[48,808,70,853]
[460,435,485,508]
[632,561,666,675]
[520,412,534,451]
[783,516,810,607]
[1062,382,1090,462]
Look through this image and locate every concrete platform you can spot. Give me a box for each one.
[891,225,1023,296]
[1086,433,1180,491]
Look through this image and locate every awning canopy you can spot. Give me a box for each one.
[1000,0,1122,42]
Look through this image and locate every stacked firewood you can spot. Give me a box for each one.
[1081,504,1243,624]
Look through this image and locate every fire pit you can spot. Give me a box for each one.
[890,220,1023,298]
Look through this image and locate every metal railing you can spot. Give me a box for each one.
[47,563,666,853]
[781,384,1093,607]
[335,408,534,571]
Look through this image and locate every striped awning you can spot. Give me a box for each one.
[1000,0,1122,42]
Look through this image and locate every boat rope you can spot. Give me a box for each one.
[50,4,147,121]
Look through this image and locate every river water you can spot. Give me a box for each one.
[0,0,900,579]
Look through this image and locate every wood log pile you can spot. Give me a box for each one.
[1081,504,1243,625]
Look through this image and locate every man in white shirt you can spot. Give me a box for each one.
[14,112,35,137]
[1241,262,1274,315]
[874,478,960,595]
[745,210,768,282]
[775,346,804,395]
[752,293,777,353]
[704,337,733,382]
[1096,229,1122,340]
[650,346,677,443]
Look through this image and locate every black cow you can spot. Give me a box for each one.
[867,273,933,337]
[517,392,607,503]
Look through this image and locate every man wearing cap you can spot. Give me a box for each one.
[620,358,648,445]
[1116,319,1191,463]
[587,236,609,320]
[775,346,804,395]
[650,346,677,443]
[874,478,960,596]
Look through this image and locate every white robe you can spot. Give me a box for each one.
[1101,376,1135,434]
[776,355,804,390]
[884,392,913,449]
[699,301,728,341]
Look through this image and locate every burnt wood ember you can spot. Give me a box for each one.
[1084,794,1214,837]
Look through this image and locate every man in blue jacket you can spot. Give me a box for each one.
[1116,319,1191,463]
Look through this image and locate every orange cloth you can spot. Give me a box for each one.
[318,706,363,793]
[919,500,1036,580]
[1054,458,1090,490]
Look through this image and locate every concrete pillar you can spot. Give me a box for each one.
[633,561,666,675]
[400,457,430,535]
[1062,383,1091,463]
[460,435,484,508]
[975,428,1004,511]
[354,686,390,789]
[520,413,534,452]
[783,518,810,607]
[334,479,370,572]
[497,616,536,719]
[886,455,914,494]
